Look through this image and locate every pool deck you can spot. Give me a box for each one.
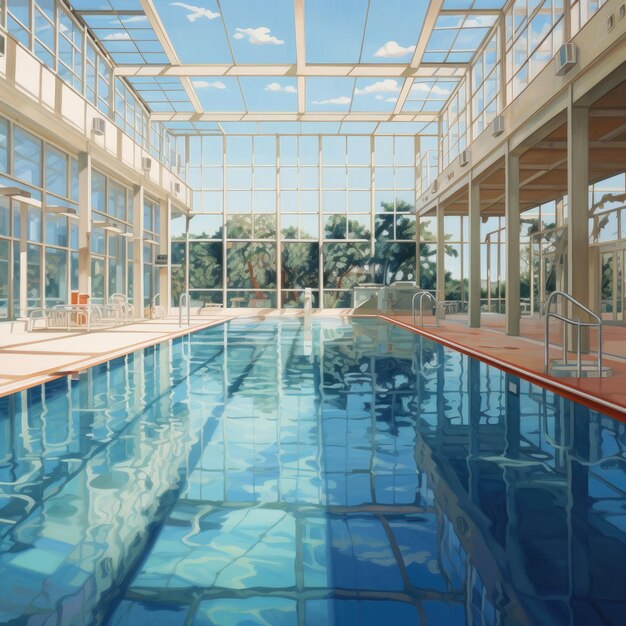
[0,309,351,398]
[378,313,626,421]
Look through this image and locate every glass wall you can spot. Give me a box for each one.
[505,0,565,102]
[91,171,132,305]
[0,0,180,172]
[0,114,78,318]
[172,134,428,308]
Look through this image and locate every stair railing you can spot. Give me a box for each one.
[544,290,603,378]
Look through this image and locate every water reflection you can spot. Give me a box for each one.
[0,318,625,625]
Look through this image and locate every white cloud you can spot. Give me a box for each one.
[375,95,384,100]
[104,32,131,41]
[355,79,400,96]
[373,40,415,58]
[385,97,397,103]
[464,16,496,28]
[312,96,351,105]
[411,82,452,96]
[120,16,148,24]
[193,80,227,89]
[265,82,296,93]
[233,27,284,45]
[170,3,220,22]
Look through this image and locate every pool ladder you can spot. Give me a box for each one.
[411,290,445,328]
[544,290,612,378]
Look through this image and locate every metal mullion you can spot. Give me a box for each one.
[222,136,227,306]
[275,134,281,307]
[318,136,324,307]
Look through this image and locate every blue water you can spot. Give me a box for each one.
[0,318,625,626]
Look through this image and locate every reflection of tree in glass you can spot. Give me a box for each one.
[227,242,276,293]
[170,230,222,305]
[281,232,318,306]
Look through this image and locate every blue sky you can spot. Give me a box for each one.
[69,1,504,119]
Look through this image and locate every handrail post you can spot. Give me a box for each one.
[576,321,582,378]
[597,323,603,378]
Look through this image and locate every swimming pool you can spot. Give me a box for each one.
[0,317,625,625]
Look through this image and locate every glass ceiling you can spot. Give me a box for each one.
[66,0,507,134]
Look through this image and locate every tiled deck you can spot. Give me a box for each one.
[0,309,351,398]
[379,312,626,420]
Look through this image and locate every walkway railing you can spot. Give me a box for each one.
[179,292,190,328]
[411,290,445,328]
[544,290,604,377]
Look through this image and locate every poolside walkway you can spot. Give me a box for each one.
[0,315,232,398]
[0,309,351,398]
[378,312,626,421]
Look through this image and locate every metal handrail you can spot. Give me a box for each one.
[411,290,445,327]
[179,292,190,328]
[152,293,164,319]
[544,290,603,377]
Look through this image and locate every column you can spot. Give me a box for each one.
[133,184,145,318]
[77,151,91,296]
[436,201,445,302]
[160,198,170,315]
[415,212,421,288]
[567,101,590,309]
[468,179,481,327]
[505,150,520,336]
[19,204,27,319]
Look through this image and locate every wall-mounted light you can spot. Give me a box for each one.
[172,181,181,195]
[0,186,31,198]
[459,150,470,167]
[141,157,152,173]
[92,117,106,137]
[93,220,122,234]
[0,34,6,58]
[46,205,78,219]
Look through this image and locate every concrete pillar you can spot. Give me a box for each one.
[468,180,481,328]
[415,212,421,287]
[19,205,27,319]
[436,201,445,302]
[159,198,170,315]
[567,102,590,309]
[133,184,145,318]
[77,152,91,296]
[505,150,521,336]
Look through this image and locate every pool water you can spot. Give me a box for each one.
[0,318,625,625]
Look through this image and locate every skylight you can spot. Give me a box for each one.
[66,0,506,131]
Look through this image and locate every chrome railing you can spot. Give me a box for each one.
[179,292,190,328]
[152,293,164,319]
[411,290,445,327]
[544,290,603,378]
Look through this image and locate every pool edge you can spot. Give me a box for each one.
[0,317,233,400]
[373,314,626,423]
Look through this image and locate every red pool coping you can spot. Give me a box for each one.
[371,314,626,423]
